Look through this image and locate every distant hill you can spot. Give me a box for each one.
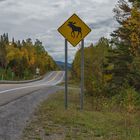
[56,61,72,70]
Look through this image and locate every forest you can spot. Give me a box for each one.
[72,0,140,112]
[0,34,57,80]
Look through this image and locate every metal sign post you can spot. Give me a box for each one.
[80,39,84,110]
[65,39,68,109]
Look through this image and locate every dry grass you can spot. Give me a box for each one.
[22,89,140,140]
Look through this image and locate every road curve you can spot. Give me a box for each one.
[0,71,64,140]
[0,71,64,93]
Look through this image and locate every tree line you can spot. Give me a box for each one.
[0,34,57,80]
[72,0,140,112]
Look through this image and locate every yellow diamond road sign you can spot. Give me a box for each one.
[58,14,91,47]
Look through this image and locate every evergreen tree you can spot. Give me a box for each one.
[107,0,140,92]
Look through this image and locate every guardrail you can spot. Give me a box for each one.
[0,72,52,84]
[0,76,43,84]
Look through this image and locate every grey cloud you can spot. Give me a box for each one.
[89,18,118,29]
[0,0,6,2]
[0,0,118,62]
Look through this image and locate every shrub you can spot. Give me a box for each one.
[112,87,140,113]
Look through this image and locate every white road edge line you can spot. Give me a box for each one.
[0,72,64,94]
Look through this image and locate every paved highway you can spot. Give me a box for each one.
[0,71,65,140]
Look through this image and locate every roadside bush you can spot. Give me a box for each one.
[112,87,140,113]
[0,68,4,80]
[6,68,11,80]
[0,68,14,80]
[23,69,33,80]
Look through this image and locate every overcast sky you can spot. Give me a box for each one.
[0,0,118,63]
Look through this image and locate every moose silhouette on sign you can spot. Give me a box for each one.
[68,21,82,38]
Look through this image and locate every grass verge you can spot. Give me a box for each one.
[22,89,140,140]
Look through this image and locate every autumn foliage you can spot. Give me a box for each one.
[0,34,57,80]
[72,0,140,111]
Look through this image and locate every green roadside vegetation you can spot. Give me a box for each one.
[0,35,58,80]
[22,89,140,140]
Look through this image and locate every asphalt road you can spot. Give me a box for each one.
[0,71,65,140]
